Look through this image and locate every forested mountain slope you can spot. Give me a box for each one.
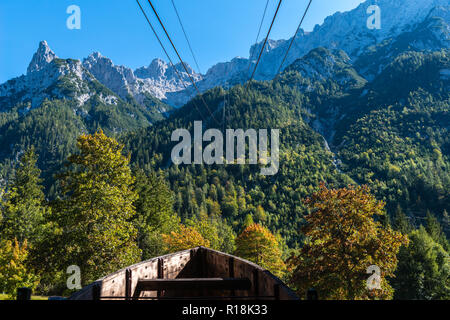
[122,46,449,245]
[0,42,171,184]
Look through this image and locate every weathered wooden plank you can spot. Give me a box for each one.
[229,257,235,297]
[135,278,251,292]
[253,269,259,297]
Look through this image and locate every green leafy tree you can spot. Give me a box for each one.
[392,227,450,300]
[0,148,46,244]
[425,211,449,251]
[133,168,179,259]
[53,130,141,284]
[187,212,220,250]
[254,205,268,223]
[186,211,236,253]
[243,214,255,228]
[215,218,236,254]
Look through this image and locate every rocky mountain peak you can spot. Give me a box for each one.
[135,58,199,81]
[249,39,285,61]
[85,51,103,62]
[82,53,138,100]
[83,51,113,69]
[27,41,58,74]
[135,58,168,79]
[149,58,168,70]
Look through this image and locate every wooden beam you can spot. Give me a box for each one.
[157,258,164,298]
[199,247,207,277]
[228,257,235,278]
[134,278,251,295]
[229,257,235,297]
[157,258,164,279]
[274,283,280,300]
[253,269,259,297]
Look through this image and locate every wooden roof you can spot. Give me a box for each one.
[69,246,298,300]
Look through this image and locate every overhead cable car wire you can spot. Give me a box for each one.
[246,0,271,77]
[170,0,202,74]
[136,0,206,121]
[247,0,283,86]
[146,0,220,125]
[276,0,313,75]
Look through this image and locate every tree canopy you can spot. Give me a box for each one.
[235,223,286,278]
[50,130,141,284]
[289,183,409,300]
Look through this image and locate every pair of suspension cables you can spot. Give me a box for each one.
[136,0,313,122]
[248,0,313,84]
[136,0,219,125]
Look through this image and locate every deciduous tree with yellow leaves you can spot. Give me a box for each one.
[0,239,39,298]
[162,225,210,252]
[288,183,409,300]
[235,223,286,278]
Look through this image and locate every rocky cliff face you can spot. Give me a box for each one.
[355,5,450,80]
[0,41,188,113]
[82,53,202,105]
[0,41,98,110]
[27,40,58,74]
[285,47,367,90]
[82,52,138,100]
[245,0,449,78]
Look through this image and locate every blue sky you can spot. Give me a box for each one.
[0,0,366,83]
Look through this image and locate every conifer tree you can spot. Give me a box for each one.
[425,211,449,251]
[0,148,46,244]
[243,214,255,228]
[442,210,450,234]
[393,204,413,235]
[392,227,450,300]
[185,211,236,254]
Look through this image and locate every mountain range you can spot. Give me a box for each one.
[0,0,448,235]
[2,0,448,110]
